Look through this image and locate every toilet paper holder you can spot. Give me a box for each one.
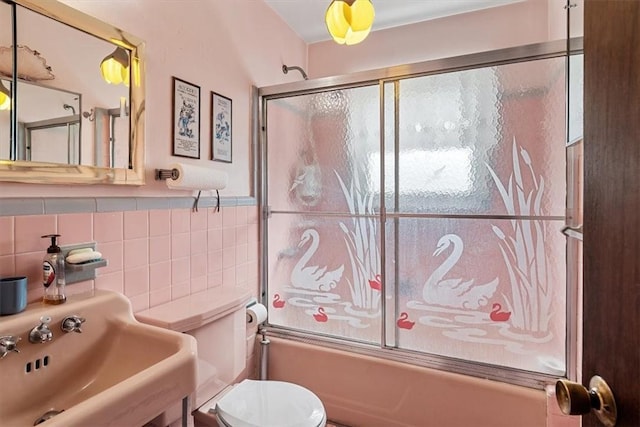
[246,298,268,325]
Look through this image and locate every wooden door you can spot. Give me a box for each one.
[583,1,640,426]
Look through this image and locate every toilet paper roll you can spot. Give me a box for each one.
[246,303,268,325]
[166,162,228,191]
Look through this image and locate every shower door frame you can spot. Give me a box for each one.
[258,38,583,389]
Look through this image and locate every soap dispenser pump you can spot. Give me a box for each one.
[41,234,66,305]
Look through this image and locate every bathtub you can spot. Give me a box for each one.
[266,337,559,427]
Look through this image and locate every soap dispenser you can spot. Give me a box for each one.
[41,234,66,305]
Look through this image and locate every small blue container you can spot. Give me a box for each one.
[0,276,27,315]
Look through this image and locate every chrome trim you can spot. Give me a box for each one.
[258,93,268,304]
[259,38,583,98]
[269,210,566,221]
[379,77,388,348]
[0,335,20,359]
[251,85,259,197]
[262,327,557,389]
[29,316,53,343]
[61,315,85,333]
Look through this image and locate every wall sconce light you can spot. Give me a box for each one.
[0,81,11,111]
[325,0,375,45]
[100,46,130,86]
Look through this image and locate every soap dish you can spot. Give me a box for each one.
[66,259,108,272]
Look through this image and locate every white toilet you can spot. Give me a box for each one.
[136,287,326,427]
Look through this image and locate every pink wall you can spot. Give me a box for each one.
[308,0,583,79]
[0,205,259,312]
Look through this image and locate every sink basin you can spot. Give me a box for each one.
[0,290,197,427]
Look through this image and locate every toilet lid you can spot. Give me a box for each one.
[215,380,325,427]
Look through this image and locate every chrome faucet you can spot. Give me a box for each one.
[0,335,20,358]
[29,316,53,343]
[61,315,85,333]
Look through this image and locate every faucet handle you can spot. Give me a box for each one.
[0,335,21,359]
[61,315,86,333]
[29,315,53,343]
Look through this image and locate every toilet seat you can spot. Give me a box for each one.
[214,379,326,427]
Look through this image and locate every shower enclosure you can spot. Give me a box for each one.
[259,39,583,387]
[21,103,80,164]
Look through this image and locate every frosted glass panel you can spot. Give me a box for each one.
[396,58,567,216]
[391,217,566,373]
[266,86,380,213]
[569,54,584,144]
[263,51,576,377]
[267,213,381,344]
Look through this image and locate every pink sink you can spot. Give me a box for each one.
[0,290,197,427]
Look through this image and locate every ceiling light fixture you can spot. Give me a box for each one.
[325,0,375,46]
[100,46,130,86]
[0,81,11,111]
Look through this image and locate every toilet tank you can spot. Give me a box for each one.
[136,287,252,409]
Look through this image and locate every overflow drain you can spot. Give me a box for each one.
[34,409,64,425]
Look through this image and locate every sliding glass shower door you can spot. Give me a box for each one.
[261,46,581,381]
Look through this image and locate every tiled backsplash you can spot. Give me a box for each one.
[0,198,259,313]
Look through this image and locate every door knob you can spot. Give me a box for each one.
[555,376,617,426]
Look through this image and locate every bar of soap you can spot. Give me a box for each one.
[67,247,94,257]
[66,251,102,264]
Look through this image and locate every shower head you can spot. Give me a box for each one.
[282,64,308,80]
[63,103,76,115]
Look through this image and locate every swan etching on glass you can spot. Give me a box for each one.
[313,307,328,322]
[396,312,415,330]
[489,302,511,321]
[291,229,344,291]
[272,294,286,309]
[423,234,499,309]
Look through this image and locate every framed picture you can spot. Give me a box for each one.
[172,77,201,159]
[211,91,232,163]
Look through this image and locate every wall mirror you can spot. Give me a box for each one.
[0,0,145,185]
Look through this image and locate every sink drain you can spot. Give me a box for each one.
[34,409,64,425]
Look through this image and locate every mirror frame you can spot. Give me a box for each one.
[0,0,145,185]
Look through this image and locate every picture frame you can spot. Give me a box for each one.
[211,91,232,163]
[172,77,201,159]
